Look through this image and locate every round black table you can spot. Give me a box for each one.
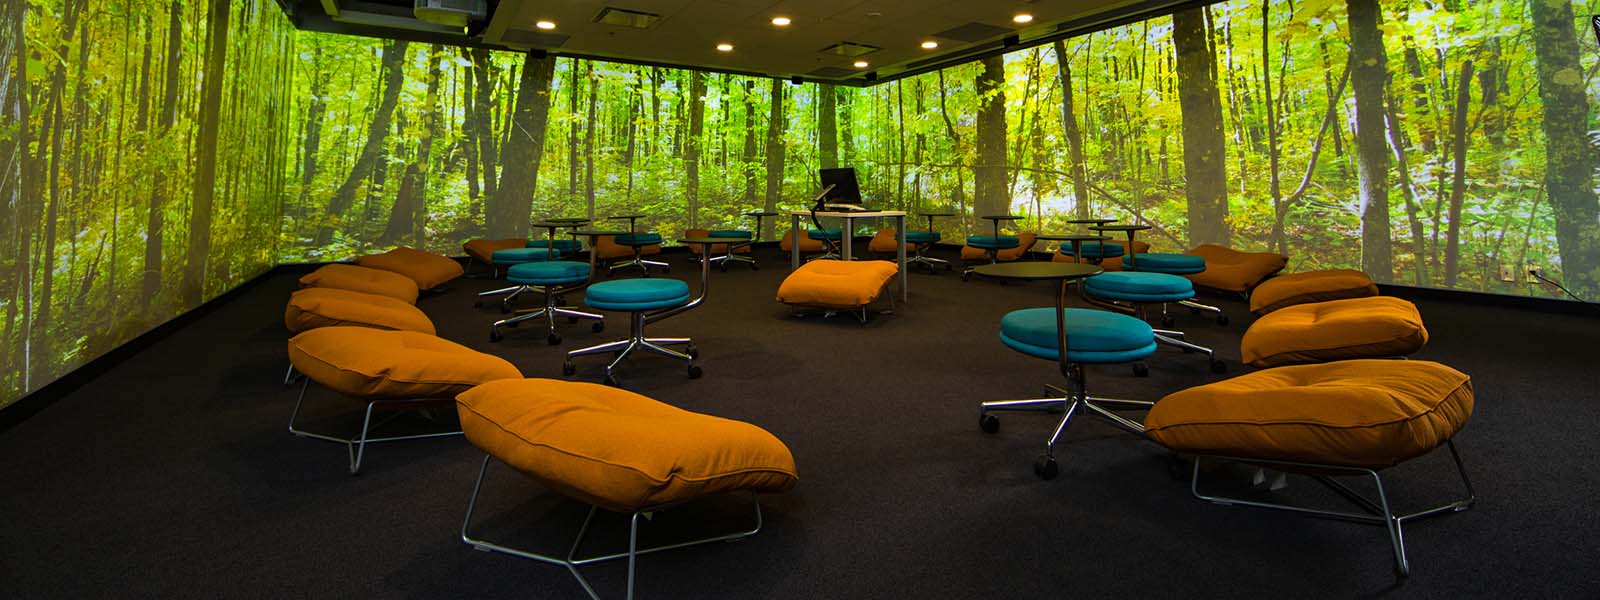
[1065,218,1117,226]
[918,212,956,235]
[743,211,779,242]
[570,230,629,273]
[1090,223,1153,270]
[1035,233,1112,263]
[972,262,1104,371]
[979,214,1025,239]
[608,214,646,232]
[529,221,580,260]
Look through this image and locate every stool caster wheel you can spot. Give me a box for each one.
[687,345,699,359]
[603,375,621,387]
[1033,455,1059,480]
[1161,315,1175,327]
[1181,345,1195,354]
[1189,306,1202,315]
[1133,362,1150,377]
[960,272,972,282]
[499,303,511,314]
[506,321,519,328]
[473,299,483,308]
[591,321,605,333]
[1210,360,1227,374]
[751,263,760,271]
[1216,314,1230,326]
[687,364,703,379]
[719,263,728,273]
[556,295,567,305]
[979,414,999,433]
[547,333,562,345]
[562,361,576,376]
[945,263,953,271]
[489,328,503,343]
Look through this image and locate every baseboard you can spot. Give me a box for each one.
[0,266,286,434]
[1377,282,1599,317]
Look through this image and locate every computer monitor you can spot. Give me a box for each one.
[818,168,864,206]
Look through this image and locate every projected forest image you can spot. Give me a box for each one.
[6,0,1600,408]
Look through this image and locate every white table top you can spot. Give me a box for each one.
[789,210,907,218]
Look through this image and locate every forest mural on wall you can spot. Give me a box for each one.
[280,0,1600,299]
[6,0,1600,409]
[2,0,295,408]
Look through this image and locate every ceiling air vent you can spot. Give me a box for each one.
[819,42,880,57]
[933,22,1014,43]
[594,7,661,29]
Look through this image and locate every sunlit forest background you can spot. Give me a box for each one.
[6,0,1600,407]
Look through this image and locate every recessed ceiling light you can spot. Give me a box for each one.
[920,40,938,49]
[716,43,734,52]
[1012,13,1033,24]
[853,60,869,68]
[771,16,791,26]
[535,20,556,30]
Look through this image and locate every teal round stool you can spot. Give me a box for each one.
[527,239,583,254]
[1082,272,1226,373]
[962,235,1021,281]
[1058,241,1125,261]
[905,231,948,272]
[807,229,844,261]
[611,233,669,276]
[706,230,756,271]
[491,261,603,345]
[981,306,1158,479]
[492,247,562,265]
[1120,253,1229,325]
[566,277,701,384]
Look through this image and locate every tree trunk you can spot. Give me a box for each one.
[1442,61,1473,288]
[1385,84,1430,286]
[1173,7,1230,247]
[1347,0,1393,282]
[896,80,907,209]
[741,80,758,206]
[684,70,705,228]
[1529,0,1600,296]
[298,39,326,206]
[460,47,480,205]
[1263,3,1285,253]
[974,56,1009,219]
[143,0,181,316]
[180,0,231,307]
[471,48,498,203]
[839,87,854,166]
[583,62,598,220]
[937,68,968,233]
[383,47,441,245]
[316,40,407,247]
[818,83,838,170]
[1053,41,1090,220]
[487,53,557,239]
[762,78,785,240]
[567,59,580,203]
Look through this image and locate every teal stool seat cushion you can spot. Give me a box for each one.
[492,247,562,264]
[999,307,1157,363]
[906,231,941,244]
[527,239,583,253]
[709,230,752,239]
[808,229,843,241]
[616,233,663,247]
[1059,241,1124,259]
[585,278,690,311]
[507,261,590,286]
[1084,272,1195,303]
[968,235,1020,250]
[1124,252,1206,274]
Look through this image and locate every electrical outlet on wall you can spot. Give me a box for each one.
[1499,264,1518,282]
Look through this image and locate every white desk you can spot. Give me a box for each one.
[789,210,908,302]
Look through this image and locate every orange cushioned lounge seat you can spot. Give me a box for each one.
[456,378,797,597]
[286,326,521,473]
[593,234,661,262]
[285,287,436,335]
[1145,359,1475,575]
[1183,244,1289,294]
[777,260,898,313]
[1240,296,1426,368]
[356,246,465,290]
[684,228,751,256]
[298,263,419,304]
[780,228,826,252]
[1250,269,1378,315]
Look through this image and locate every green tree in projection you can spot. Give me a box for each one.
[974,56,1008,220]
[1174,7,1230,247]
[487,52,556,239]
[1345,0,1394,282]
[316,40,407,247]
[181,0,231,307]
[763,78,785,235]
[1052,40,1091,220]
[1530,0,1600,296]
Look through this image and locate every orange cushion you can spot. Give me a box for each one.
[593,235,661,260]
[1145,360,1472,469]
[779,229,826,252]
[356,247,465,289]
[1250,269,1378,315]
[456,378,799,512]
[298,264,419,304]
[868,228,915,253]
[285,287,436,335]
[961,231,1037,261]
[1183,244,1289,293]
[684,229,750,255]
[288,327,521,399]
[464,239,527,264]
[776,260,898,309]
[1240,296,1427,367]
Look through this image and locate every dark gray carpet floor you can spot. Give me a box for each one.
[2,246,1598,598]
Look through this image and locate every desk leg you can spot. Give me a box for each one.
[790,214,800,270]
[896,215,907,302]
[841,217,853,262]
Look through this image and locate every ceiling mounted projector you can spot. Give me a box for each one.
[414,0,487,28]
